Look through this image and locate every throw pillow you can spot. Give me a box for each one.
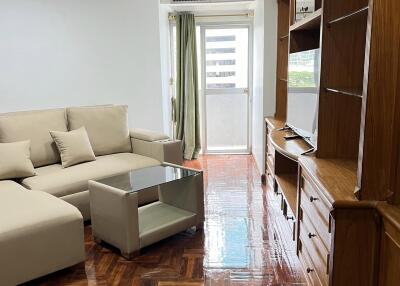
[50,127,96,168]
[0,140,35,180]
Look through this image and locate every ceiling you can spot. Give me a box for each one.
[160,0,256,12]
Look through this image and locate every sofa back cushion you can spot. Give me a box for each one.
[0,109,68,167]
[67,105,132,156]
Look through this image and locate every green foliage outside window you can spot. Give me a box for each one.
[288,71,316,88]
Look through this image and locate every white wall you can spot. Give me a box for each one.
[158,4,173,136]
[252,0,277,172]
[0,0,165,132]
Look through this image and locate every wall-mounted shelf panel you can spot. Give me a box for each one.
[327,6,369,26]
[325,88,363,99]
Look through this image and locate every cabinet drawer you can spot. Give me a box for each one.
[300,172,330,229]
[299,233,329,286]
[299,211,330,286]
[266,142,275,171]
[266,166,274,187]
[300,205,330,251]
[300,203,331,249]
[298,240,324,286]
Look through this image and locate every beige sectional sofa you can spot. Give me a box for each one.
[0,180,85,286]
[0,105,182,285]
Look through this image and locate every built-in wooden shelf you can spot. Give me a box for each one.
[276,174,298,216]
[327,6,369,27]
[290,8,322,32]
[325,88,363,98]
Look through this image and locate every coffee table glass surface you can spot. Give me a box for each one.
[95,165,200,193]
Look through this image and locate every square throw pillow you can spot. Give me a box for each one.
[50,126,96,168]
[0,140,35,180]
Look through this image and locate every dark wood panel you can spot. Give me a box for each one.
[317,0,368,160]
[278,0,290,37]
[290,29,321,53]
[378,211,400,286]
[275,79,288,119]
[320,13,367,93]
[275,0,291,120]
[358,0,400,200]
[329,207,380,286]
[317,92,362,159]
[372,204,400,286]
[324,0,369,23]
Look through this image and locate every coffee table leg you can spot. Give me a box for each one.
[121,250,140,260]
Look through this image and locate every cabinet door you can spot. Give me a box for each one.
[379,220,400,286]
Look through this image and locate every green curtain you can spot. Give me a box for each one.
[174,13,201,160]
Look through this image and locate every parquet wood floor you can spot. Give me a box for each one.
[24,155,305,286]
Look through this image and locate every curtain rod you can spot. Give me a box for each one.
[168,12,254,21]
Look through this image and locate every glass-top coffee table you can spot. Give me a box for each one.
[88,164,204,259]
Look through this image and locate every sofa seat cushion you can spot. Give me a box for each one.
[0,188,83,238]
[21,153,160,198]
[0,188,85,285]
[0,108,68,167]
[0,180,27,192]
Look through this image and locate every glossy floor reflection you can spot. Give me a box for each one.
[28,155,305,286]
[185,155,305,286]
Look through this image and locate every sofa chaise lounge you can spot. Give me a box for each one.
[0,105,182,285]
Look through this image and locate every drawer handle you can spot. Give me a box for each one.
[306,267,314,273]
[286,216,295,221]
[308,233,316,239]
[267,153,273,157]
[310,196,319,202]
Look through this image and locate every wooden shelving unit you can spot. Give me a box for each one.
[317,0,369,160]
[266,0,400,284]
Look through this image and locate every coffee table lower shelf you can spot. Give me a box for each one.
[138,201,197,249]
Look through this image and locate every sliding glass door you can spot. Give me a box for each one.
[171,23,252,154]
[200,25,251,154]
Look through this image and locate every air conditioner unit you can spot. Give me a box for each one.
[169,0,253,3]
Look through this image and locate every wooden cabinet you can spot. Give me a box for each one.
[266,0,400,284]
[377,204,400,286]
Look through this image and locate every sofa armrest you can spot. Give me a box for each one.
[130,128,170,142]
[130,129,183,165]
